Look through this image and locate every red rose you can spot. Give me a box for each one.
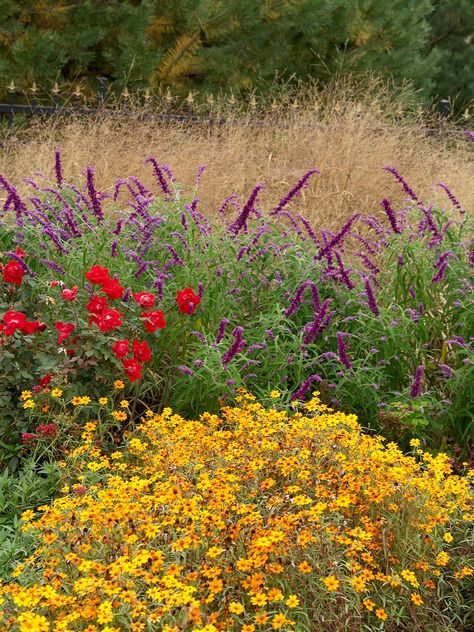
[86,295,108,314]
[15,247,27,257]
[3,311,27,335]
[22,320,46,334]
[100,277,124,300]
[85,265,110,285]
[133,292,156,308]
[55,322,75,344]
[176,287,201,315]
[38,374,53,387]
[141,310,166,333]
[50,280,59,287]
[112,339,129,359]
[61,286,78,301]
[132,339,152,363]
[123,358,143,382]
[2,260,25,286]
[89,307,122,332]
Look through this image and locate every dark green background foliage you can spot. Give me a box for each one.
[0,0,472,107]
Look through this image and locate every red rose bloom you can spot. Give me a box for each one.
[3,311,27,335]
[85,265,110,285]
[132,339,152,363]
[133,292,156,308]
[176,287,201,315]
[2,260,25,286]
[89,307,122,332]
[22,320,46,334]
[123,358,143,382]
[38,374,53,387]
[55,322,75,344]
[15,247,27,257]
[61,286,78,301]
[86,295,108,314]
[141,310,166,333]
[50,280,59,287]
[100,277,124,300]
[112,339,129,359]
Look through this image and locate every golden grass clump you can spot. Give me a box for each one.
[1,391,472,631]
[0,80,473,230]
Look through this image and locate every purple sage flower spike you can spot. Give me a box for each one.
[270,169,320,216]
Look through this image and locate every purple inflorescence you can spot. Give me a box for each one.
[291,374,322,401]
[145,157,172,196]
[337,331,352,369]
[85,166,104,223]
[314,213,360,261]
[228,184,264,235]
[221,326,246,367]
[54,148,63,188]
[383,166,419,202]
[410,365,424,398]
[270,169,320,217]
[364,277,379,316]
[380,198,401,233]
[284,281,320,317]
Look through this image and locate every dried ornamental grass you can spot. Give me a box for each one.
[1,392,472,631]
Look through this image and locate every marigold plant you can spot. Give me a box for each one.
[1,392,472,631]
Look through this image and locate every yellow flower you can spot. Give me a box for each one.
[242,626,255,632]
[229,602,244,615]
[322,576,340,591]
[443,532,453,543]
[20,390,32,401]
[436,551,450,566]
[375,608,388,621]
[21,509,35,523]
[363,598,375,611]
[98,397,108,405]
[409,438,421,448]
[206,546,224,558]
[17,612,49,632]
[351,576,366,593]
[80,396,91,405]
[285,594,300,607]
[120,400,129,408]
[272,614,291,629]
[112,410,127,421]
[298,561,312,573]
[114,380,125,389]
[250,593,267,607]
[22,399,35,409]
[51,389,63,398]
[270,390,281,398]
[411,593,423,606]
[71,396,82,406]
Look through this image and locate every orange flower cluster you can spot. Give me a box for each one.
[1,391,472,631]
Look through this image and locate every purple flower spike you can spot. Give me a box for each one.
[216,318,230,344]
[436,183,465,215]
[221,326,246,367]
[144,157,172,196]
[364,277,379,316]
[314,213,360,261]
[284,281,320,317]
[337,331,352,369]
[380,199,401,234]
[410,365,424,398]
[463,130,474,142]
[291,374,322,401]
[54,148,63,188]
[86,166,104,223]
[228,184,264,235]
[383,166,419,202]
[178,365,194,376]
[270,169,320,217]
